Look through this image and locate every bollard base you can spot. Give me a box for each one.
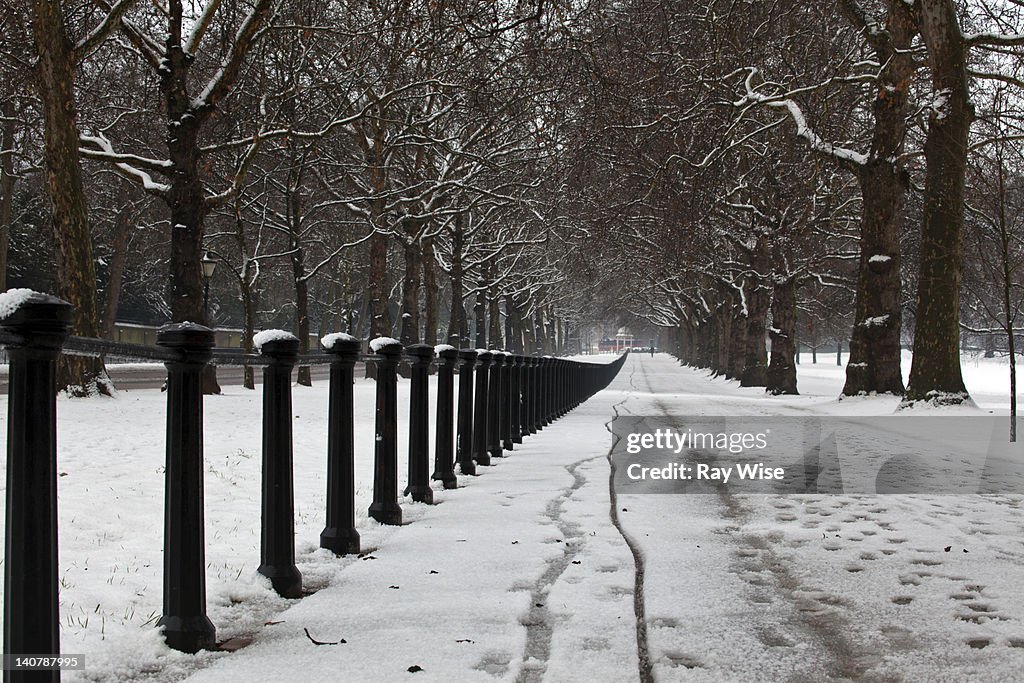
[258,564,303,599]
[489,447,505,459]
[368,501,403,525]
[512,435,523,444]
[476,453,492,466]
[432,471,459,489]
[404,484,435,504]
[320,527,361,556]
[458,461,477,476]
[159,614,217,653]
[502,439,514,451]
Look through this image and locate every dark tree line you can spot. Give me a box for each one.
[2,0,1021,416]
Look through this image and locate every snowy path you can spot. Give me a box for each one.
[612,354,1024,682]
[178,376,642,683]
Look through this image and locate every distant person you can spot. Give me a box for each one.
[650,346,655,357]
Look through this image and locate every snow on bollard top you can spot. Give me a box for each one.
[434,343,456,354]
[0,288,44,320]
[321,332,358,350]
[369,336,401,353]
[253,329,298,352]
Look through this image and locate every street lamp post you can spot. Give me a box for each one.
[201,251,217,321]
[199,252,221,395]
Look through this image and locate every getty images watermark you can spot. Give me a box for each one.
[611,416,1024,494]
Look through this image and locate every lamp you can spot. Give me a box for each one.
[201,251,217,280]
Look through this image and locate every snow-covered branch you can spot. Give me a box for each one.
[735,68,867,170]
[79,133,170,196]
[74,0,139,62]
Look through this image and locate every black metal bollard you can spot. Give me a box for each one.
[572,362,582,408]
[257,333,302,599]
[2,293,72,675]
[369,339,403,524]
[511,355,524,444]
[488,352,505,459]
[404,344,435,504]
[552,358,562,417]
[472,351,493,466]
[558,359,568,416]
[500,352,514,452]
[528,356,541,434]
[541,356,554,426]
[456,349,478,476]
[519,355,532,439]
[432,346,459,489]
[320,334,361,556]
[156,321,217,652]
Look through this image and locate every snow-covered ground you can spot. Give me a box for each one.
[0,351,1022,682]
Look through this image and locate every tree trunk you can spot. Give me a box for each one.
[907,0,971,403]
[399,236,422,345]
[447,220,466,345]
[728,307,747,378]
[0,98,14,292]
[474,284,486,348]
[740,299,769,387]
[286,159,311,386]
[503,295,514,352]
[522,306,535,355]
[368,231,392,339]
[100,201,132,339]
[840,0,916,396]
[422,235,437,346]
[30,0,110,396]
[533,310,547,354]
[740,239,770,387]
[506,295,524,353]
[488,290,501,349]
[233,197,256,390]
[160,16,220,394]
[241,274,256,390]
[766,277,798,395]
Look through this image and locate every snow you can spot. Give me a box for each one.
[0,288,40,319]
[369,336,401,353]
[319,332,357,350]
[861,315,890,327]
[930,89,952,120]
[253,329,297,352]
[433,344,456,354]
[868,254,892,263]
[0,352,1021,681]
[79,133,172,194]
